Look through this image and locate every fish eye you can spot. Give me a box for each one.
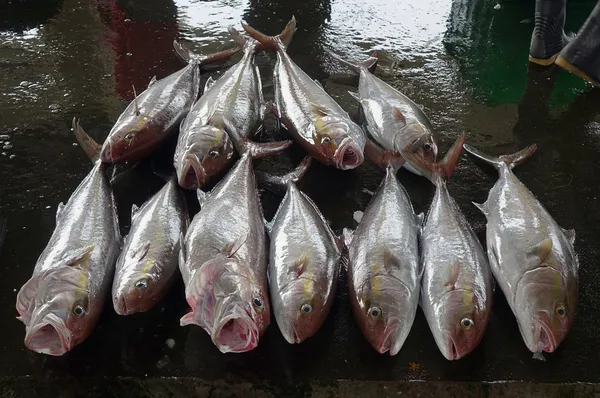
[125,133,135,141]
[134,278,149,289]
[555,305,567,318]
[460,318,474,330]
[208,150,219,159]
[321,136,331,144]
[423,143,432,151]
[368,306,382,318]
[300,303,312,313]
[72,304,86,317]
[253,298,264,308]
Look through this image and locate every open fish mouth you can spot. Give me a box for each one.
[178,154,207,189]
[334,139,364,170]
[534,315,557,353]
[212,305,259,353]
[24,313,71,356]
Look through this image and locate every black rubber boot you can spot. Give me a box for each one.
[555,1,600,87]
[529,0,570,66]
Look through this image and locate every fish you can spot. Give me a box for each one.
[112,177,189,315]
[401,136,493,360]
[464,144,578,356]
[242,17,367,170]
[15,118,121,356]
[174,27,292,190]
[102,40,241,164]
[327,50,438,175]
[179,151,273,353]
[257,156,344,344]
[343,159,422,355]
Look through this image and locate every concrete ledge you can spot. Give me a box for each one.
[2,377,600,398]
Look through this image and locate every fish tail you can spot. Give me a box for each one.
[365,139,405,171]
[463,144,537,171]
[256,156,312,193]
[242,16,297,52]
[227,26,249,48]
[400,135,465,183]
[222,119,292,159]
[173,40,241,67]
[327,50,379,74]
[72,118,101,164]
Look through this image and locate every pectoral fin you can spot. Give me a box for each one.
[444,261,460,290]
[310,103,329,117]
[131,241,151,261]
[62,245,95,266]
[526,238,553,266]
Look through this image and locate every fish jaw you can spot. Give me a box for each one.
[211,303,259,353]
[334,138,365,170]
[534,311,558,353]
[177,154,208,190]
[100,139,115,163]
[24,312,72,356]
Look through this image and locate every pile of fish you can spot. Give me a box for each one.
[13,17,578,360]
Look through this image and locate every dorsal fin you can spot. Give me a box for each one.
[132,85,140,116]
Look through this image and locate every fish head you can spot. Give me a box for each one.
[353,274,415,355]
[183,256,269,353]
[395,124,438,163]
[430,288,488,360]
[313,117,365,170]
[273,265,334,344]
[23,266,93,356]
[101,115,158,163]
[513,265,576,354]
[112,259,167,315]
[174,126,235,189]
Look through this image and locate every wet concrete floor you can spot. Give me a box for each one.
[1,0,600,396]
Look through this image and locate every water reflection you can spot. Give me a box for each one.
[96,0,181,100]
[0,0,64,32]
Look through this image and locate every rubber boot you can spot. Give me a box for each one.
[529,0,570,66]
[555,1,600,87]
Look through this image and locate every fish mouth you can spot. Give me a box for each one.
[377,318,404,356]
[334,139,364,170]
[24,313,71,356]
[534,313,557,353]
[212,305,259,353]
[446,338,460,361]
[178,154,207,190]
[100,140,116,163]
[280,321,302,345]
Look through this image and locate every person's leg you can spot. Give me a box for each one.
[529,0,570,65]
[555,1,600,86]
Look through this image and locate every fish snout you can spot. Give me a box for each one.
[24,313,71,356]
[335,139,364,170]
[100,139,118,163]
[178,154,208,190]
[534,311,557,353]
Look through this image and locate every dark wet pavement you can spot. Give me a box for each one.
[1,0,600,396]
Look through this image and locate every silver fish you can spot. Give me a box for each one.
[174,28,292,190]
[242,17,366,170]
[102,41,241,164]
[258,157,344,344]
[402,136,493,360]
[179,152,270,353]
[344,165,422,355]
[328,51,438,175]
[15,119,121,356]
[464,144,578,356]
[112,178,189,315]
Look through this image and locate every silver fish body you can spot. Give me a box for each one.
[268,181,342,344]
[16,162,121,356]
[174,37,263,189]
[464,144,578,355]
[420,176,493,360]
[179,153,270,353]
[356,69,437,174]
[242,18,366,170]
[346,167,421,355]
[112,178,189,315]
[102,61,201,163]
